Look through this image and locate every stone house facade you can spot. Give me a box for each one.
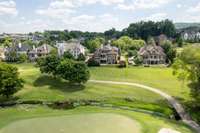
[28,44,51,61]
[93,44,120,64]
[138,45,166,65]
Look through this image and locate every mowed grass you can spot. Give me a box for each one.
[90,66,191,100]
[0,113,141,133]
[0,105,195,133]
[8,63,172,115]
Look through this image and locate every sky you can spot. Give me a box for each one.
[0,0,199,33]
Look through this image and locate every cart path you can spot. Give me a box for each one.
[89,80,200,133]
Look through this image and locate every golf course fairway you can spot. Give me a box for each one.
[0,113,141,133]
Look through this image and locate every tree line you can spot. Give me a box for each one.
[24,19,176,45]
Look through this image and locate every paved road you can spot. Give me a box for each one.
[89,80,200,133]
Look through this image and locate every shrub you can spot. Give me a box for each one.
[0,62,24,98]
[57,59,90,84]
[134,56,143,65]
[77,53,86,61]
[18,53,28,63]
[119,60,127,68]
[63,51,74,60]
[87,58,100,67]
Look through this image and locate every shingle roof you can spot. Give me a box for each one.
[139,45,166,56]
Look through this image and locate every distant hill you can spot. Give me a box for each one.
[175,23,200,29]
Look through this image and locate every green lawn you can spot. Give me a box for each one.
[0,105,195,133]
[90,66,191,100]
[6,63,171,115]
[0,63,196,133]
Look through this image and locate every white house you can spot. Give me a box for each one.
[57,40,85,59]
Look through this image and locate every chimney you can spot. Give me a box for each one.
[18,42,22,48]
[33,45,36,50]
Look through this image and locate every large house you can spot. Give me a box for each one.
[93,43,120,64]
[4,42,32,61]
[138,45,166,65]
[57,40,85,59]
[179,27,200,41]
[28,44,52,61]
[182,32,200,41]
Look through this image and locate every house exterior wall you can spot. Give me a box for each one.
[93,46,119,64]
[139,45,166,65]
[57,42,85,59]
[142,54,166,65]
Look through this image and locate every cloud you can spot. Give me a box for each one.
[176,4,182,8]
[174,14,200,23]
[0,0,18,16]
[77,0,124,6]
[187,2,200,13]
[117,0,173,11]
[36,0,75,18]
[36,0,125,18]
[61,13,126,32]
[142,13,168,21]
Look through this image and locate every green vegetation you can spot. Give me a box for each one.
[173,45,200,122]
[112,36,145,51]
[57,59,90,84]
[0,106,195,133]
[90,66,191,100]
[125,20,176,40]
[37,55,90,84]
[0,63,23,98]
[0,63,196,133]
[8,63,170,115]
[160,40,177,64]
[84,37,105,52]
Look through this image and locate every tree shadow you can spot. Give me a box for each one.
[0,96,19,103]
[33,75,85,93]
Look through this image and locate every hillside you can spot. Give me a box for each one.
[175,23,200,29]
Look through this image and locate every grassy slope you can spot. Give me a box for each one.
[8,63,172,115]
[0,105,195,133]
[90,66,191,100]
[0,63,196,133]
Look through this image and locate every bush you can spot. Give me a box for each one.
[77,53,86,61]
[0,62,24,98]
[63,51,74,60]
[57,59,90,84]
[134,56,143,65]
[119,60,127,68]
[18,53,28,63]
[87,58,100,67]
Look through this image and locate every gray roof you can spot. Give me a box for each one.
[29,44,51,54]
[139,45,166,56]
[5,43,31,52]
[62,42,85,51]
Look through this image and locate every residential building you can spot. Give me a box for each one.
[138,44,166,65]
[4,42,31,61]
[57,40,85,59]
[28,44,51,61]
[93,43,120,64]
